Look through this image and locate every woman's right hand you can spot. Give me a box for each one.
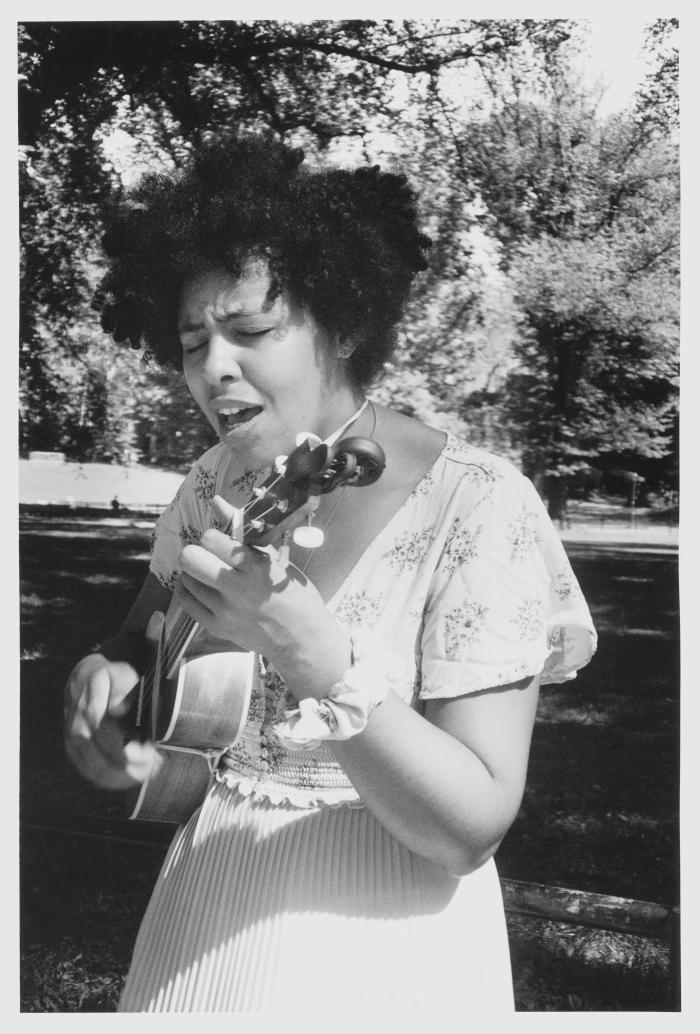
[64,651,161,790]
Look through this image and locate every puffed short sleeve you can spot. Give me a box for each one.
[149,453,222,591]
[418,468,597,699]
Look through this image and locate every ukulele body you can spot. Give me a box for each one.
[126,613,256,824]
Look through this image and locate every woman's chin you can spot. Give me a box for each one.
[218,421,284,472]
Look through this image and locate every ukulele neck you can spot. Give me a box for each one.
[161,605,199,679]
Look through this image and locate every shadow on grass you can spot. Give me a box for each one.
[21,830,163,1012]
[20,518,153,821]
[20,829,675,1013]
[507,914,672,1011]
[494,544,679,910]
[19,518,680,1011]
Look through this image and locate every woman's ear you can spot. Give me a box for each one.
[337,337,356,360]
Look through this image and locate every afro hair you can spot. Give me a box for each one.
[96,133,431,388]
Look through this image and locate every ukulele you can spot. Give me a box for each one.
[125,433,385,824]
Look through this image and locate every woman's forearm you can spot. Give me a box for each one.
[329,690,520,877]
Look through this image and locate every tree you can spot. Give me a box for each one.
[633,18,679,134]
[455,36,679,516]
[506,230,678,512]
[18,19,571,464]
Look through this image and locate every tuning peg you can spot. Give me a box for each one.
[252,486,267,499]
[293,515,325,549]
[275,455,288,474]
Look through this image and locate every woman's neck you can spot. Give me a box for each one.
[312,383,367,444]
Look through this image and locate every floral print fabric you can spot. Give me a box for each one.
[148,434,596,806]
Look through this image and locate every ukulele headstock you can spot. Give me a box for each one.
[241,435,386,549]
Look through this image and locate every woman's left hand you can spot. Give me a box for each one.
[177,519,351,701]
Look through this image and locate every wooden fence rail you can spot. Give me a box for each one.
[500,878,677,939]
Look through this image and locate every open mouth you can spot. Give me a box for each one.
[218,406,263,432]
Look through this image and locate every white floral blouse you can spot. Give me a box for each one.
[149,433,597,808]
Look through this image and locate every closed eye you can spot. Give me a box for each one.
[223,312,277,338]
[235,328,270,338]
[180,324,274,353]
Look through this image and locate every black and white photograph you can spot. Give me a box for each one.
[16,6,683,1017]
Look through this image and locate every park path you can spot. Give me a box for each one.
[19,457,185,509]
[20,457,678,551]
[559,524,678,551]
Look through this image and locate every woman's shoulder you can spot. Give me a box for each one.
[167,441,232,511]
[371,408,535,528]
[369,405,445,494]
[190,440,230,474]
[440,434,524,485]
[373,406,519,476]
[371,405,530,502]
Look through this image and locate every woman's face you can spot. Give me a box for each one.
[178,263,359,471]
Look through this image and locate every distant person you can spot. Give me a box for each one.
[110,495,121,514]
[64,134,597,1013]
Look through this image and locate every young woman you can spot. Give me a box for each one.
[64,135,596,1012]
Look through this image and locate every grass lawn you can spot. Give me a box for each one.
[19,516,679,1011]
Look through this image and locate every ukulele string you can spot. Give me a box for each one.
[300,399,377,575]
[132,472,291,734]
[227,399,371,545]
[163,612,196,671]
[138,404,374,728]
[300,488,347,574]
[140,607,198,708]
[134,654,158,726]
[151,489,288,682]
[134,502,277,731]
[156,456,333,684]
[153,486,263,679]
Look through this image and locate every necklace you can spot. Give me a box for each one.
[300,399,377,574]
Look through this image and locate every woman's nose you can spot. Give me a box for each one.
[201,331,243,385]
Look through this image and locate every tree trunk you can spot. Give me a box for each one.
[545,475,568,521]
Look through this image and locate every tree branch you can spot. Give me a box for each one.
[231,55,289,138]
[428,75,469,182]
[624,238,677,277]
[159,56,202,147]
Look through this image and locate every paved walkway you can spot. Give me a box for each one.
[20,457,678,551]
[559,523,678,550]
[19,458,185,509]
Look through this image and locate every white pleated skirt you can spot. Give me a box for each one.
[119,779,514,1013]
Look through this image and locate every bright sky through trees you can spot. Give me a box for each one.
[580,17,660,114]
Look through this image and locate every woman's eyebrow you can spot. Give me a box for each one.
[179,300,278,332]
[178,304,246,331]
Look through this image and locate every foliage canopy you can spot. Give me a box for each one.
[18,19,679,512]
